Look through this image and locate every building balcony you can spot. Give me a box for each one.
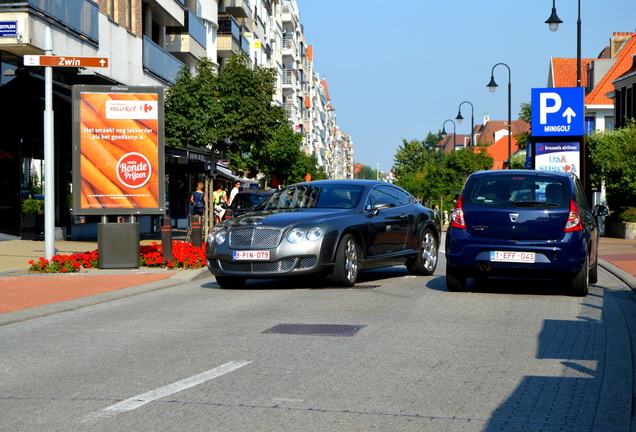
[166,11,207,64]
[224,0,252,20]
[281,0,298,26]
[143,35,184,84]
[282,37,298,59]
[153,0,186,26]
[284,98,298,120]
[282,68,297,88]
[217,14,241,58]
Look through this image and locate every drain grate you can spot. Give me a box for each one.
[263,323,366,337]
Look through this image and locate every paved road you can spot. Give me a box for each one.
[1,255,634,432]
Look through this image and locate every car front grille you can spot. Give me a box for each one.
[229,227,282,248]
[220,258,296,273]
[218,256,317,274]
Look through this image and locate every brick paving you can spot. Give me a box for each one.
[0,273,174,314]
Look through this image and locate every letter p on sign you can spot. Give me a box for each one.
[540,92,561,124]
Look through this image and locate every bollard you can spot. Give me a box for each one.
[161,217,173,262]
[191,215,202,247]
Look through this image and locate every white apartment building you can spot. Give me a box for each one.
[0,0,352,238]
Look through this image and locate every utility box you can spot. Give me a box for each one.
[97,222,140,269]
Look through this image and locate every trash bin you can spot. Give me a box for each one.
[97,222,140,269]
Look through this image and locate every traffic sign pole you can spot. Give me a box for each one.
[24,46,109,258]
[44,28,55,259]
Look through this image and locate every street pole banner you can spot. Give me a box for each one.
[72,85,165,216]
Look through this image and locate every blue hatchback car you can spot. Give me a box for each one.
[445,170,608,296]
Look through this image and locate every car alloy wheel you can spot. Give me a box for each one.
[331,234,359,287]
[406,228,438,275]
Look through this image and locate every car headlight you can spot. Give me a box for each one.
[286,228,305,244]
[286,227,323,244]
[208,228,227,245]
[306,227,323,242]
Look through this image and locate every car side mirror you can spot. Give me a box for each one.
[593,205,608,217]
[368,201,394,216]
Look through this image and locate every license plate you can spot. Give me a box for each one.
[233,250,270,261]
[490,251,535,263]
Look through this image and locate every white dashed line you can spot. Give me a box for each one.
[87,360,251,420]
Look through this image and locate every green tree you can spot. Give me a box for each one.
[587,121,636,209]
[165,58,221,149]
[509,152,527,169]
[444,147,494,181]
[393,138,441,178]
[515,102,532,150]
[165,54,290,178]
[355,165,378,180]
[216,54,288,175]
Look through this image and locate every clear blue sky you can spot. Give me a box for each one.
[296,0,636,172]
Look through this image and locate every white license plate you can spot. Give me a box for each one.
[490,251,535,263]
[233,250,270,261]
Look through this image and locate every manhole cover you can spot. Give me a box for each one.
[263,323,366,337]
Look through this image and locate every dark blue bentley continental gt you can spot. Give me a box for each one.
[206,179,440,288]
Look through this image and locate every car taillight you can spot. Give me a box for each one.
[564,199,583,232]
[451,196,467,229]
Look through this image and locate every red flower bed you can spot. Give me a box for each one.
[28,241,206,273]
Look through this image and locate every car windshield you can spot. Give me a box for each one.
[258,185,364,210]
[467,175,569,208]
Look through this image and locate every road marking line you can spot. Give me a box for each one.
[90,360,251,419]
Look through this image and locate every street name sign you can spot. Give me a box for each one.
[24,55,108,68]
[0,21,17,37]
[531,87,584,137]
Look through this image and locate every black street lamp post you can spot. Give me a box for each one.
[546,0,582,87]
[487,63,512,168]
[441,119,457,150]
[455,101,474,147]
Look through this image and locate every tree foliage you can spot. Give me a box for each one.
[165,54,305,183]
[355,165,378,180]
[587,121,636,209]
[393,132,494,215]
[393,139,443,178]
[515,102,532,150]
[444,147,494,180]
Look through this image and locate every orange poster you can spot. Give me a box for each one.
[73,86,164,215]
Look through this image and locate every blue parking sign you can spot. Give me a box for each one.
[531,87,584,137]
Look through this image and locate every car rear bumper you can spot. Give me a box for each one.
[445,229,588,277]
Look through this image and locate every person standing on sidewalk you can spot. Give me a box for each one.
[190,182,205,217]
[229,181,241,206]
[212,182,227,224]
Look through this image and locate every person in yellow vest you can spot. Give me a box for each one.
[212,181,227,223]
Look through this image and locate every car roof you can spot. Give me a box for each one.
[290,179,388,187]
[470,169,574,180]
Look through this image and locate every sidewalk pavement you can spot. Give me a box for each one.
[0,233,635,326]
[0,232,208,326]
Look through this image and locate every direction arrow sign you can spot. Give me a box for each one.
[24,55,108,68]
[531,87,584,137]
